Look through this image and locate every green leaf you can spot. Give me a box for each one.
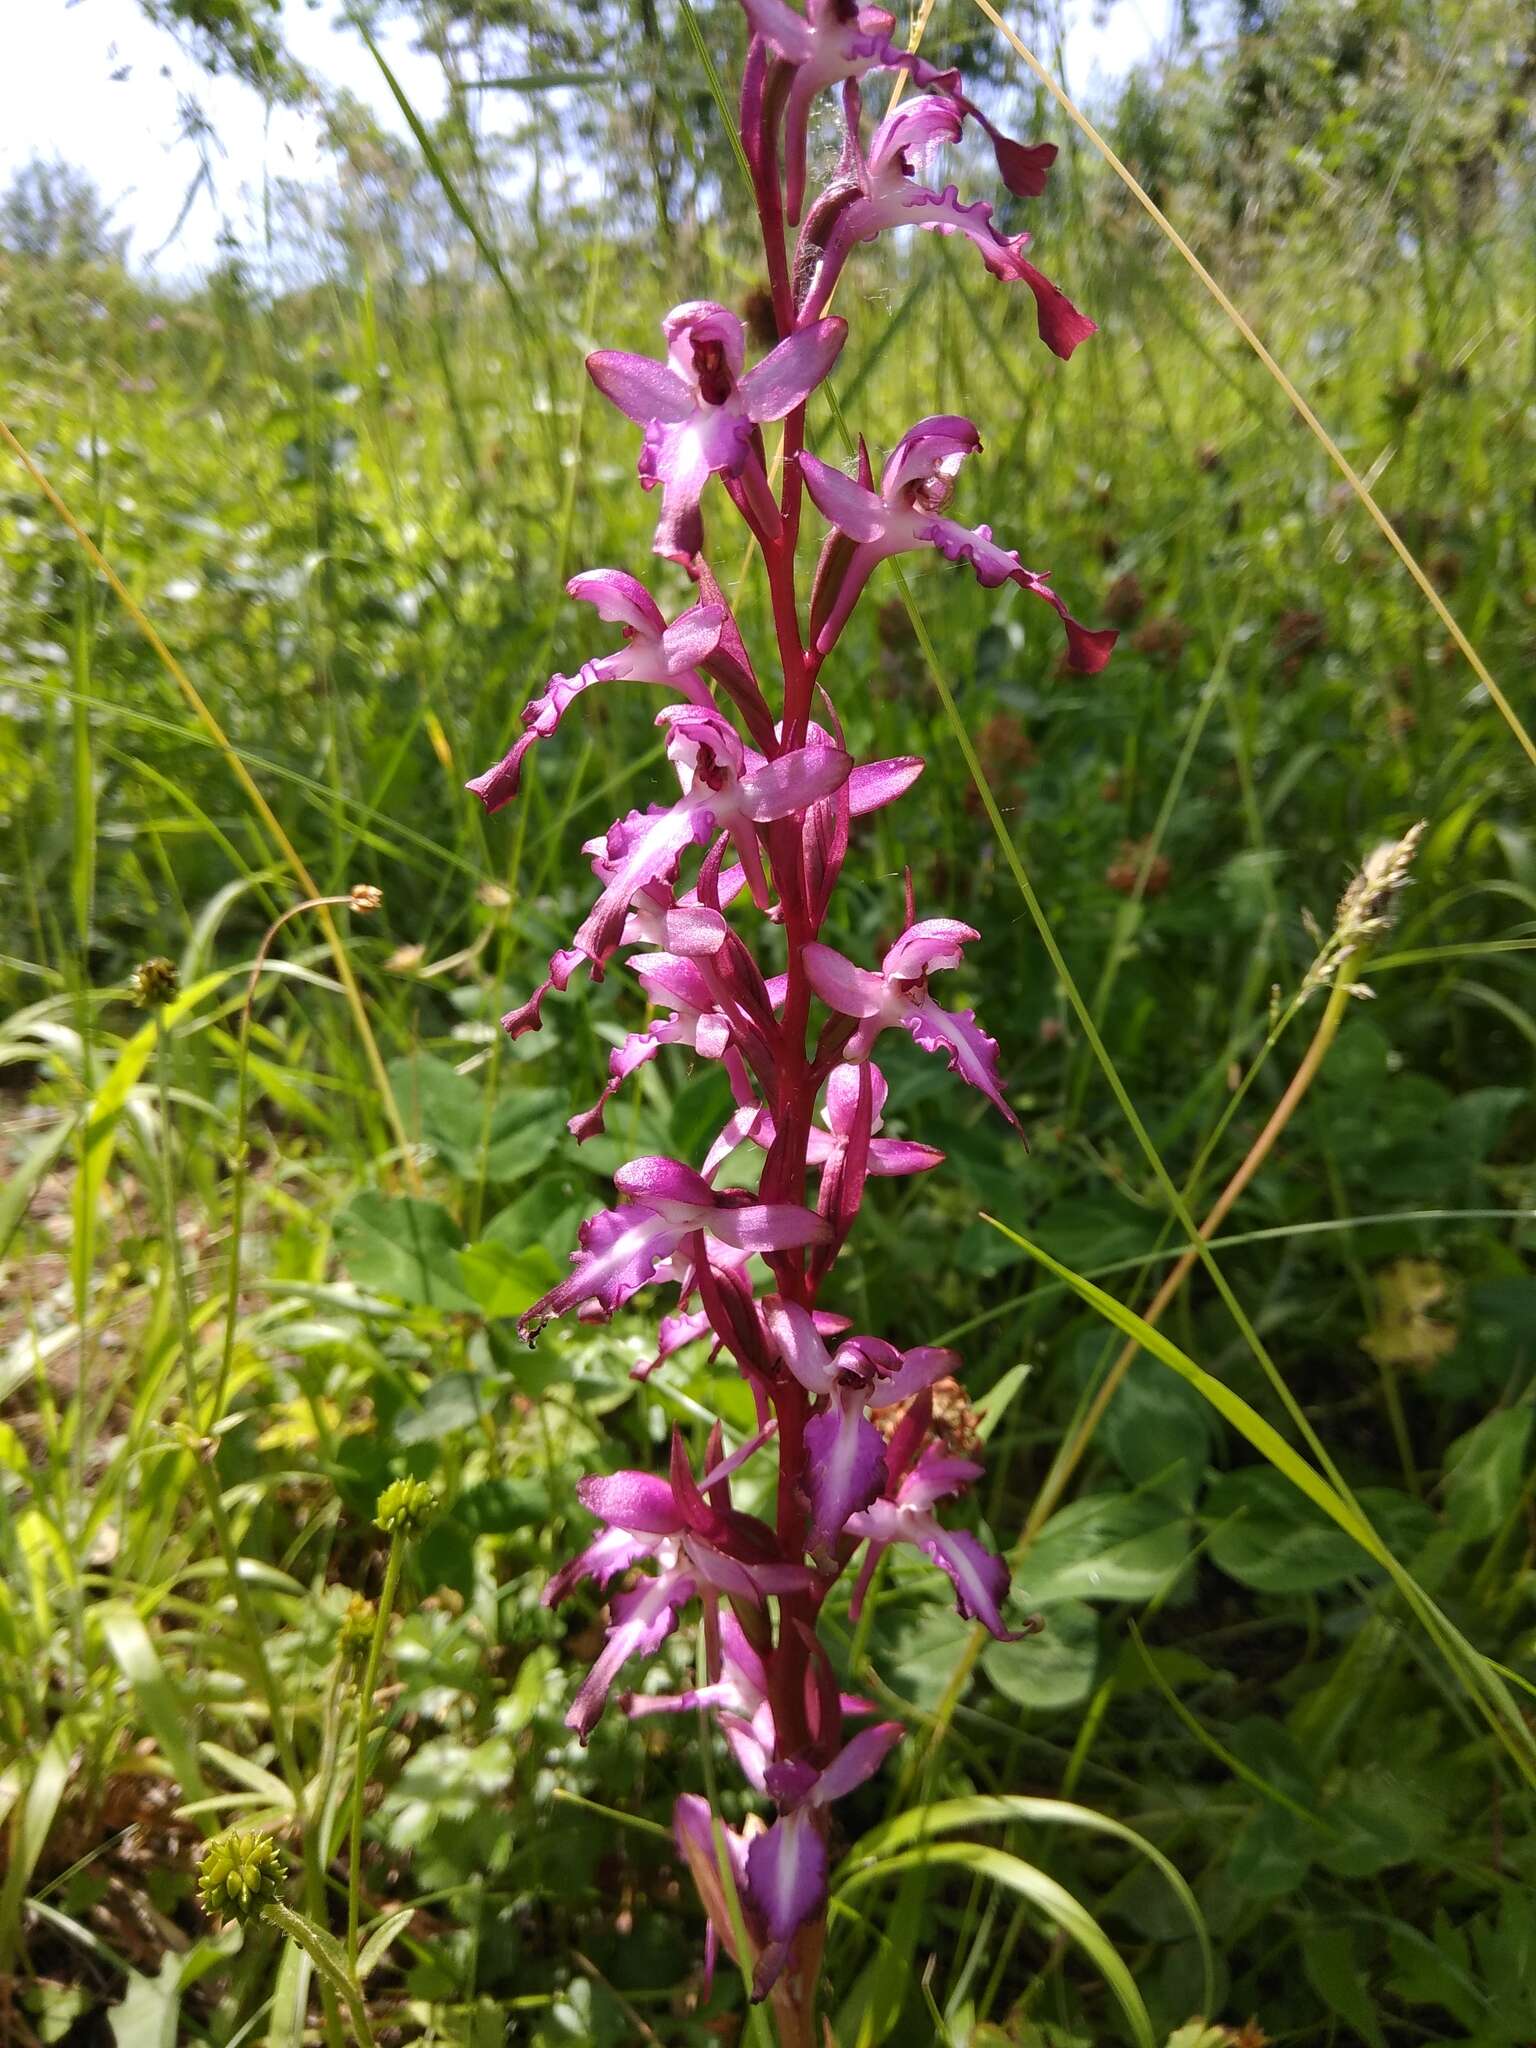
[1206,1469,1433,1594]
[1443,1406,1533,1541]
[454,1478,552,1534]
[335,1192,478,1311]
[1303,1926,1387,2048]
[456,1239,559,1319]
[982,1600,1100,1711]
[388,1054,561,1183]
[837,1842,1154,2048]
[98,1606,209,1808]
[108,1952,189,2048]
[394,1371,495,1444]
[357,1907,416,1983]
[1014,1492,1191,1605]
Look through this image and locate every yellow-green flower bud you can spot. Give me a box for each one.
[375,1476,437,1538]
[339,1592,375,1660]
[197,1827,285,1922]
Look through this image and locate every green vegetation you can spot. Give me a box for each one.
[2,0,1534,2041]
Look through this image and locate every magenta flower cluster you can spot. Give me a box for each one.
[470,2,1115,2025]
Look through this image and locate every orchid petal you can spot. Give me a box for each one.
[577,1468,686,1536]
[847,755,924,815]
[880,414,981,499]
[900,1448,984,1510]
[804,941,888,1019]
[808,1719,905,1804]
[566,567,667,636]
[737,741,852,823]
[573,798,714,963]
[904,996,1021,1129]
[803,1395,888,1547]
[882,917,978,981]
[824,1060,889,1135]
[765,1297,838,1396]
[738,317,848,421]
[542,1526,658,1607]
[567,1570,694,1741]
[865,1344,960,1409]
[746,1809,827,1947]
[919,1525,1023,1637]
[518,1205,679,1336]
[798,450,890,542]
[708,1202,832,1254]
[586,349,694,425]
[868,1136,945,1175]
[615,1155,715,1207]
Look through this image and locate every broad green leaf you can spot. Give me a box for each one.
[335,1192,478,1311]
[1206,1468,1434,1594]
[393,1370,496,1444]
[456,1239,559,1319]
[1303,1926,1388,2048]
[1443,1406,1533,1541]
[982,1599,1100,1711]
[108,1952,189,2048]
[1014,1491,1191,1605]
[387,1053,561,1183]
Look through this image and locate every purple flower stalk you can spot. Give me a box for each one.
[471,9,1115,2036]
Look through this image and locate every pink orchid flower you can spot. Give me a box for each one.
[466,569,720,812]
[739,0,1049,225]
[588,300,846,562]
[804,915,1022,1129]
[798,88,1092,359]
[847,1444,1026,1639]
[545,1430,814,1740]
[766,1296,960,1545]
[800,414,1118,670]
[519,1156,829,1338]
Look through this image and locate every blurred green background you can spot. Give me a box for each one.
[2,1,1534,2042]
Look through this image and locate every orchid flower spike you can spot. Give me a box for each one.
[467,571,719,812]
[805,916,1022,1129]
[797,87,1092,359]
[588,301,846,563]
[800,415,1117,671]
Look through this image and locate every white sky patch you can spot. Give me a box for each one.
[2,0,1172,278]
